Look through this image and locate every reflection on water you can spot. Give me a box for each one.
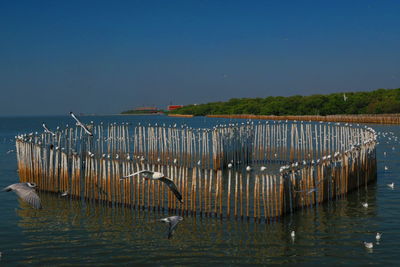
[9,185,379,265]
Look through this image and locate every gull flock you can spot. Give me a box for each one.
[2,114,400,254]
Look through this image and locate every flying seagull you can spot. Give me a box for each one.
[159,216,183,239]
[2,182,42,209]
[42,123,56,136]
[70,112,93,136]
[121,170,183,203]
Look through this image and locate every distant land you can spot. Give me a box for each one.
[168,88,400,116]
[121,105,183,115]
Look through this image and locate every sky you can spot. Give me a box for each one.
[0,0,399,116]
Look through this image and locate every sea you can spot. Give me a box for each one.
[0,115,399,265]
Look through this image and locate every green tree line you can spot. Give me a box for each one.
[169,88,400,116]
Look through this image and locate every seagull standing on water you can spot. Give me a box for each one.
[121,170,183,203]
[291,231,295,238]
[70,112,93,136]
[376,232,382,241]
[363,241,373,249]
[159,216,183,239]
[2,182,42,209]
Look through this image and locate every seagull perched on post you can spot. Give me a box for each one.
[2,182,42,209]
[121,170,183,203]
[159,216,183,239]
[42,123,56,136]
[70,112,93,136]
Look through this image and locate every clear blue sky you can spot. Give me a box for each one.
[0,0,399,115]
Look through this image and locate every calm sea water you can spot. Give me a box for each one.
[0,115,399,265]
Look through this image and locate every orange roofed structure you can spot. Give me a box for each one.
[167,105,184,111]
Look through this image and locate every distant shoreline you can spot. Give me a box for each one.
[205,114,400,124]
[118,113,165,116]
[115,112,400,124]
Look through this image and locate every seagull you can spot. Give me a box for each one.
[384,166,389,171]
[2,182,42,209]
[362,202,368,208]
[42,123,56,136]
[260,166,267,171]
[121,170,183,203]
[387,182,394,189]
[159,216,183,239]
[363,242,373,249]
[70,112,93,136]
[61,191,68,197]
[291,231,295,238]
[376,232,382,241]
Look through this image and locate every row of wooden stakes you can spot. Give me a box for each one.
[16,137,376,220]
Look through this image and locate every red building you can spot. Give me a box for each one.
[167,105,184,111]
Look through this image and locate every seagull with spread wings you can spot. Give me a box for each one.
[69,112,93,136]
[159,216,183,239]
[3,182,42,209]
[121,170,183,203]
[42,123,56,136]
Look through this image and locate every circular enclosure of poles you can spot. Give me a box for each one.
[15,120,377,221]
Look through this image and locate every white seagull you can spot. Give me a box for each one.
[159,216,183,239]
[291,231,295,238]
[42,123,56,136]
[363,242,373,249]
[260,166,267,171]
[387,182,394,189]
[376,232,382,241]
[2,182,42,209]
[361,202,368,208]
[121,170,183,203]
[70,112,93,136]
